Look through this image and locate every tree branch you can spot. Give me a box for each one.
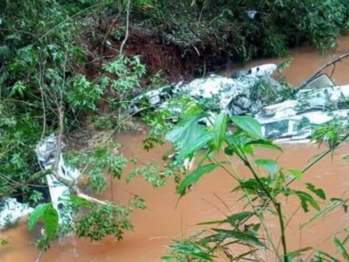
[48,106,108,206]
[119,0,131,55]
[299,52,349,89]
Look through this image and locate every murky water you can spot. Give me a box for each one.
[2,37,349,262]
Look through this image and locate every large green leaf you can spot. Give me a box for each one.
[231,116,263,139]
[177,163,218,196]
[166,114,205,148]
[175,132,213,163]
[28,203,59,239]
[43,204,59,239]
[212,112,227,151]
[255,159,278,174]
[28,204,48,232]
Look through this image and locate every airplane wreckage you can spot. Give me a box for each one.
[129,57,349,144]
[2,55,349,232]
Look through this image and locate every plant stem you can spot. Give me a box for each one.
[223,154,281,259]
[224,137,288,259]
[244,189,280,259]
[275,202,289,262]
[243,159,289,261]
[119,0,131,55]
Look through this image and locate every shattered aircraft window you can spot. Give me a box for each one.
[264,120,289,138]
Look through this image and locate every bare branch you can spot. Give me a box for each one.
[76,192,107,205]
[119,0,131,55]
[299,52,349,89]
[101,16,120,48]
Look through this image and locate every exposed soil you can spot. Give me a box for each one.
[73,15,243,88]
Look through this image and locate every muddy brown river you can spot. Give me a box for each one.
[2,37,349,261]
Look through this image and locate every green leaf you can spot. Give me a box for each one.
[28,203,59,239]
[343,232,349,246]
[166,114,205,148]
[288,169,303,181]
[211,228,265,247]
[286,247,313,260]
[175,132,213,163]
[212,112,227,151]
[242,144,254,156]
[197,220,227,226]
[28,204,48,232]
[333,237,349,261]
[231,116,263,139]
[306,183,326,200]
[331,197,348,213]
[225,134,249,156]
[342,154,349,160]
[226,212,254,227]
[177,163,218,196]
[314,250,341,262]
[224,146,235,156]
[232,177,270,195]
[43,204,59,239]
[245,140,283,152]
[255,159,278,174]
[68,195,94,209]
[294,190,321,212]
[251,223,261,232]
[301,198,346,228]
[161,256,172,262]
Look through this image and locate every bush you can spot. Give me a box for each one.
[131,0,348,72]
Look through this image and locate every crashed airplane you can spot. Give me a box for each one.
[129,62,349,144]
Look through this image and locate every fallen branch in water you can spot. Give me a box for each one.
[49,105,108,206]
[299,52,349,89]
[35,251,44,262]
[76,192,107,205]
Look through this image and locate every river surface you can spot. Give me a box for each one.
[2,37,349,262]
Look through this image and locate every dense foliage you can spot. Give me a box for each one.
[0,0,150,248]
[131,0,349,72]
